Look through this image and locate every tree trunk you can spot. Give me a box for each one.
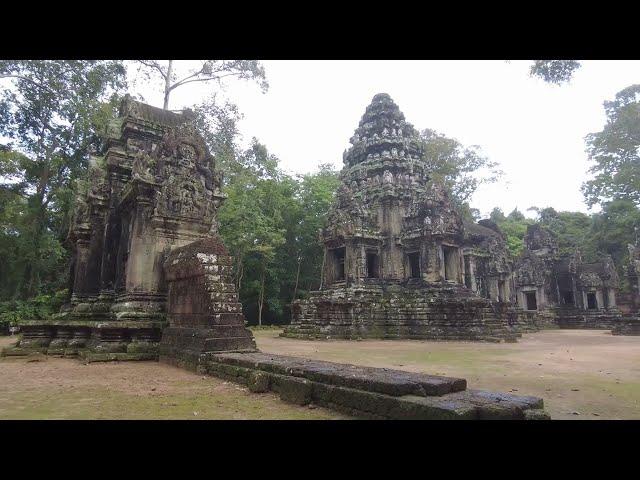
[292,256,301,303]
[236,252,244,291]
[257,266,265,326]
[319,248,327,291]
[163,60,173,110]
[25,166,50,297]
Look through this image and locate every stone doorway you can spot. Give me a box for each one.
[407,251,420,279]
[442,246,459,282]
[331,247,346,283]
[366,251,380,278]
[525,291,538,311]
[561,290,575,306]
[587,292,598,310]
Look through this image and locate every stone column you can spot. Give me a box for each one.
[608,288,617,308]
[72,237,92,298]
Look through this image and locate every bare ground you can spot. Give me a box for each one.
[0,336,345,420]
[254,328,640,420]
[2,329,638,420]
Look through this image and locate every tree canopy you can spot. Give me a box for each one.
[0,60,127,299]
[582,85,640,208]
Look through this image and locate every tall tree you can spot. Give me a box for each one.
[0,60,127,298]
[133,60,268,110]
[419,128,502,210]
[217,139,288,325]
[582,85,640,208]
[289,164,340,301]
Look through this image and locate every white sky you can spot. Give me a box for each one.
[10,60,639,220]
[144,60,640,219]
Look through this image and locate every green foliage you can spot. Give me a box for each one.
[489,201,640,281]
[583,85,640,208]
[589,199,640,274]
[0,60,127,300]
[419,128,502,212]
[528,207,594,258]
[218,141,339,325]
[529,60,582,84]
[490,208,534,256]
[0,289,67,325]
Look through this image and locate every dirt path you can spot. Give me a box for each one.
[254,329,640,420]
[0,336,345,420]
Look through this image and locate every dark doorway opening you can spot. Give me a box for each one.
[332,247,345,282]
[366,251,379,278]
[408,252,420,279]
[525,291,537,311]
[561,290,575,306]
[587,292,598,310]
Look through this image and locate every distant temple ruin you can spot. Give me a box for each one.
[513,224,623,328]
[4,96,255,361]
[283,93,520,342]
[612,242,640,335]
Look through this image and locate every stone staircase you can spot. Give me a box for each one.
[553,307,623,329]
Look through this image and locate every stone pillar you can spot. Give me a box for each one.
[608,288,617,308]
[596,290,605,310]
[72,237,92,299]
[467,256,478,291]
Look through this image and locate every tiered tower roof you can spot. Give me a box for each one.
[343,93,423,168]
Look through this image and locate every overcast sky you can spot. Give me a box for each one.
[133,60,640,218]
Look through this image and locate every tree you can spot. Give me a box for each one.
[582,85,640,208]
[419,128,502,209]
[289,164,340,301]
[589,199,640,275]
[190,95,243,178]
[530,207,594,258]
[0,60,127,299]
[217,139,289,325]
[529,60,582,84]
[134,60,268,110]
[490,207,534,256]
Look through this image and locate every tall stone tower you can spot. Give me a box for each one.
[283,93,518,341]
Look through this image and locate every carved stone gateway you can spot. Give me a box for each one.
[282,93,520,342]
[3,96,251,361]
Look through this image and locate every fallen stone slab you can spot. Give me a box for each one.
[200,352,550,420]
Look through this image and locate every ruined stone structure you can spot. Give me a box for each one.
[612,242,640,335]
[283,93,519,342]
[3,96,253,361]
[0,95,553,419]
[159,236,257,368]
[513,224,623,329]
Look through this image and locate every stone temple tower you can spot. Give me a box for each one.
[282,93,518,341]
